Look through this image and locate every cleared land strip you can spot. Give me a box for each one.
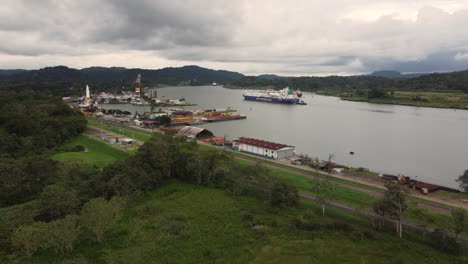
[232,155,451,215]
[299,192,466,241]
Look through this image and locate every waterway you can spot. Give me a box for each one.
[101,85,468,189]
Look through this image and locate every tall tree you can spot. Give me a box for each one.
[79,196,125,243]
[311,176,335,216]
[47,215,80,254]
[382,182,408,238]
[456,170,468,192]
[372,198,389,231]
[40,185,80,220]
[11,222,48,258]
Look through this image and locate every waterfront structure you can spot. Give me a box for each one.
[177,126,214,139]
[233,137,295,159]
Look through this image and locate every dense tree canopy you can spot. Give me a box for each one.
[0,90,86,206]
[0,91,86,156]
[230,70,468,93]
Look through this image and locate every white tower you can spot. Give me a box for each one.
[85,85,91,100]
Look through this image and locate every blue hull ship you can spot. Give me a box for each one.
[242,87,304,104]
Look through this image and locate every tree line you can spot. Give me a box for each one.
[0,90,87,157]
[229,71,468,93]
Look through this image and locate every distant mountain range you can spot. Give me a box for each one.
[1,66,467,94]
[257,74,287,79]
[368,70,426,78]
[0,65,244,86]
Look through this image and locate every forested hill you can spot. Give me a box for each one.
[0,65,244,86]
[2,65,468,93]
[229,70,468,93]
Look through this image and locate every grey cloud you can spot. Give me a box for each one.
[361,51,468,73]
[2,1,468,75]
[88,0,238,49]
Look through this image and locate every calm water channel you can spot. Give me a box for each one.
[102,85,468,189]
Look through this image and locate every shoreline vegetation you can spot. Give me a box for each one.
[316,90,468,110]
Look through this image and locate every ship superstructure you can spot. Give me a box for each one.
[243,87,303,104]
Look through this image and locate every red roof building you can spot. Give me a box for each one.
[233,137,295,159]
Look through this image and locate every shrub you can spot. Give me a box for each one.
[241,213,254,222]
[270,181,299,208]
[70,145,86,152]
[254,225,271,237]
[427,229,460,255]
[136,204,164,217]
[350,230,375,241]
[161,222,185,236]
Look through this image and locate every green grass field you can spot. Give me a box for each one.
[13,181,464,264]
[235,159,376,209]
[234,159,468,235]
[51,135,130,167]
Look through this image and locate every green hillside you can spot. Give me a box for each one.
[7,181,463,264]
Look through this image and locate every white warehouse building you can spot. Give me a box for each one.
[233,137,295,159]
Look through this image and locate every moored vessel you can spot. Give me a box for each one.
[243,87,305,104]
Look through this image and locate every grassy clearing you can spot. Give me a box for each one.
[87,120,152,142]
[12,181,465,264]
[234,159,468,236]
[317,90,468,109]
[51,135,130,167]
[234,159,376,209]
[224,148,384,192]
[224,146,466,210]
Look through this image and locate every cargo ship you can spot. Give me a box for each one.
[243,87,304,104]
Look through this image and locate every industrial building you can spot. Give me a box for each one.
[233,137,295,159]
[177,126,214,139]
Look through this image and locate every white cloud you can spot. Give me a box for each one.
[455,53,468,60]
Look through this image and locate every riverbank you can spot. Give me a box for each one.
[85,118,468,211]
[316,90,468,110]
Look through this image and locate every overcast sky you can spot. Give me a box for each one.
[2,0,468,76]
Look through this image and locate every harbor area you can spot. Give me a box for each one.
[89,107,247,128]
